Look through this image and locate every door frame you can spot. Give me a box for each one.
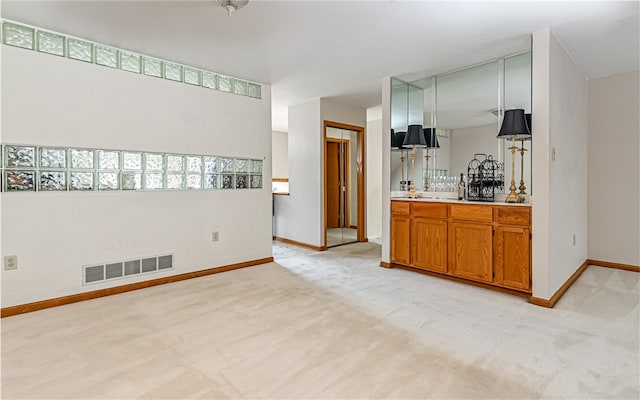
[323,120,366,247]
[325,137,351,229]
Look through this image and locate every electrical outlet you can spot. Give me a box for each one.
[572,234,576,246]
[4,255,17,271]
[212,231,219,242]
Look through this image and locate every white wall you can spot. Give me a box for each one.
[1,46,272,307]
[381,77,392,263]
[274,99,322,246]
[366,116,382,239]
[532,28,589,300]
[272,130,288,179]
[588,71,640,266]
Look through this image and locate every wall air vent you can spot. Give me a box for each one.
[83,254,174,285]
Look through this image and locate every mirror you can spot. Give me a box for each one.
[390,50,532,199]
[326,126,359,247]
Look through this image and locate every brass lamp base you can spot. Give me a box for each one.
[406,146,418,198]
[505,137,522,203]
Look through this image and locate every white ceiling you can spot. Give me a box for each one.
[3,1,638,132]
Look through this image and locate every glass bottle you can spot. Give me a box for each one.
[458,173,465,200]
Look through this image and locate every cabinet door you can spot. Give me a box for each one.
[391,215,411,265]
[494,225,531,291]
[449,221,493,282]
[411,217,447,273]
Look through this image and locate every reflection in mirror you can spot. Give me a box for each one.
[326,126,358,247]
[503,52,532,196]
[390,78,424,192]
[390,49,532,199]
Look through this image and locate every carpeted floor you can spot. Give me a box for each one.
[2,241,638,399]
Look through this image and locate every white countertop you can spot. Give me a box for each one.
[390,191,532,207]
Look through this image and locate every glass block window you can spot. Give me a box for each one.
[70,171,94,191]
[5,170,35,191]
[98,150,119,170]
[166,155,184,172]
[70,149,94,169]
[3,22,34,50]
[202,72,217,89]
[5,145,36,168]
[218,76,232,92]
[143,57,163,78]
[186,156,202,173]
[123,152,142,171]
[233,79,248,96]
[121,52,141,73]
[166,174,184,190]
[220,158,234,173]
[248,83,261,99]
[40,148,66,169]
[250,159,263,174]
[95,45,118,68]
[123,172,142,190]
[145,153,164,171]
[186,174,202,190]
[1,144,264,193]
[164,62,182,82]
[98,172,119,190]
[205,174,219,189]
[236,174,249,189]
[204,157,218,173]
[235,158,248,173]
[221,174,234,189]
[39,171,66,191]
[250,175,262,189]
[67,38,93,62]
[37,31,64,56]
[0,20,262,99]
[184,68,200,86]
[143,173,163,190]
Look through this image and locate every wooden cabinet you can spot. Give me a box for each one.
[449,221,493,282]
[493,207,531,291]
[390,202,411,265]
[411,203,448,273]
[390,200,532,295]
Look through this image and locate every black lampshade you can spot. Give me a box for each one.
[391,130,406,150]
[424,128,440,149]
[497,109,531,140]
[525,113,532,139]
[403,124,427,148]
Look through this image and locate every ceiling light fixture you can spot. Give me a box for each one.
[216,0,250,15]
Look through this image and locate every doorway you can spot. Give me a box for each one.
[324,121,365,248]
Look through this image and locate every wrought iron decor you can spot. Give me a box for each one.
[466,154,504,202]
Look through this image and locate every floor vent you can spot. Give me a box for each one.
[83,254,174,285]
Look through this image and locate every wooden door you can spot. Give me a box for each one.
[326,141,340,228]
[449,221,493,283]
[411,217,447,273]
[494,225,531,291]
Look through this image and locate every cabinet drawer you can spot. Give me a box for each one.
[449,204,492,223]
[391,201,411,215]
[494,206,531,226]
[412,202,448,219]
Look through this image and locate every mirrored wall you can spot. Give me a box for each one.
[391,50,532,198]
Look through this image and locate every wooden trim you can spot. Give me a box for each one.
[272,178,289,182]
[587,259,639,272]
[1,257,274,318]
[392,263,531,299]
[273,236,327,251]
[380,261,393,269]
[273,192,290,196]
[529,259,589,308]
[323,120,366,246]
